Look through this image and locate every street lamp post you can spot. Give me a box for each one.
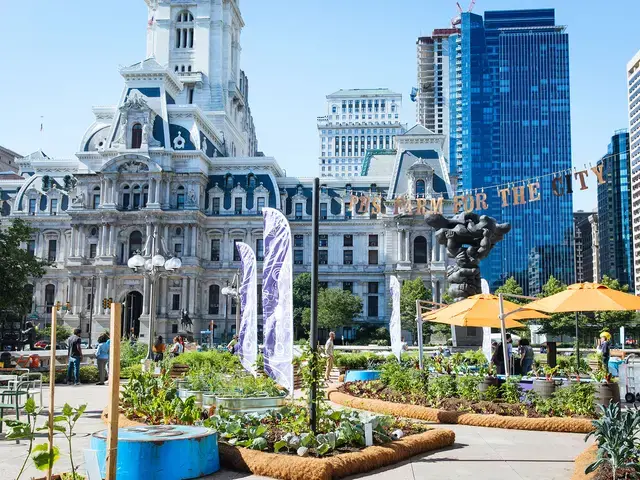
[128,228,182,360]
[222,272,240,337]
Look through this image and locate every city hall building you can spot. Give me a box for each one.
[1,0,454,345]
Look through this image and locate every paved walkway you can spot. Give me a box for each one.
[0,384,590,479]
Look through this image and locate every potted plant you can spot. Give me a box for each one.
[591,366,620,407]
[532,365,557,399]
[477,363,499,394]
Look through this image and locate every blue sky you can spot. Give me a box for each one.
[1,0,638,212]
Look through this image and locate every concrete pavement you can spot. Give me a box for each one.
[0,383,591,479]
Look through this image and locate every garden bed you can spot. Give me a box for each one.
[571,445,598,480]
[329,388,595,433]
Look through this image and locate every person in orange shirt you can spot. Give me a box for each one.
[152,335,166,362]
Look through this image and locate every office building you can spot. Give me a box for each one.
[0,146,20,173]
[627,50,640,293]
[574,211,599,283]
[317,89,404,178]
[597,130,634,289]
[449,9,574,294]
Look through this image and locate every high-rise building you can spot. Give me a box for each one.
[574,211,599,283]
[449,9,574,294]
[416,29,457,149]
[317,89,404,178]
[627,50,640,293]
[597,130,634,289]
[0,146,20,173]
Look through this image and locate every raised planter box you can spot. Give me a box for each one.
[215,395,287,414]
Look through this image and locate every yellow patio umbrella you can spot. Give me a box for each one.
[423,293,548,328]
[525,282,640,312]
[525,282,640,364]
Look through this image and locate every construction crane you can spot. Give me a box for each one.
[451,0,476,27]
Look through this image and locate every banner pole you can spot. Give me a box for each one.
[106,303,122,480]
[309,177,320,434]
[46,307,57,480]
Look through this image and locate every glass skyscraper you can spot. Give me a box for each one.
[449,9,574,294]
[597,130,634,290]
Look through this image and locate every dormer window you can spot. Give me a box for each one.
[131,123,142,149]
[50,199,58,215]
[175,10,194,49]
[416,180,426,197]
[28,198,36,215]
[92,187,101,209]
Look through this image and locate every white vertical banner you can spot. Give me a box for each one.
[261,208,294,393]
[481,279,492,362]
[236,242,258,376]
[389,276,402,361]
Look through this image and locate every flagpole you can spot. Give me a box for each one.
[40,116,43,151]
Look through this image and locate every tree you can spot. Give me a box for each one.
[399,278,431,339]
[0,219,47,315]
[292,273,312,336]
[594,275,637,333]
[495,276,524,304]
[302,288,362,331]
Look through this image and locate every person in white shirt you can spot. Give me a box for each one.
[324,331,335,381]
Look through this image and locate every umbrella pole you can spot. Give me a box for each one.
[575,312,580,365]
[498,294,509,378]
[416,300,424,370]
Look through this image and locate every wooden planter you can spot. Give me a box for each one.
[532,379,556,399]
[594,382,620,407]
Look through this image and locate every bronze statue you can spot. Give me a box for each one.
[426,212,511,300]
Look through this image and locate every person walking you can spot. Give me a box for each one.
[324,331,335,381]
[227,335,238,354]
[153,336,165,362]
[21,321,36,350]
[66,328,83,385]
[599,332,611,371]
[519,338,534,375]
[95,332,110,385]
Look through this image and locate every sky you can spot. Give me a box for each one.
[0,0,638,212]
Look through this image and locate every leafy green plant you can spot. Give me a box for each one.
[428,374,457,404]
[501,376,523,404]
[585,403,640,478]
[38,403,87,479]
[1,397,41,480]
[119,340,148,368]
[457,375,481,402]
[482,385,500,402]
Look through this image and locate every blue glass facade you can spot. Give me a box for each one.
[449,9,574,294]
[597,131,634,289]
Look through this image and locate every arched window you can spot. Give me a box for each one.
[122,184,130,209]
[45,284,55,313]
[131,123,143,149]
[129,231,143,257]
[416,179,426,197]
[225,174,233,190]
[175,10,194,49]
[142,184,149,208]
[414,236,428,264]
[247,174,256,189]
[208,285,220,314]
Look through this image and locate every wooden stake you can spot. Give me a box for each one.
[105,303,122,480]
[46,308,57,480]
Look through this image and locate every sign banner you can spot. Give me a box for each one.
[481,279,492,362]
[389,276,402,362]
[236,241,258,376]
[261,208,294,393]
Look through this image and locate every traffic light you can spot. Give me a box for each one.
[102,298,108,309]
[108,297,113,307]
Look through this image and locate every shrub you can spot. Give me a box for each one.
[119,340,147,369]
[428,375,457,404]
[379,360,427,396]
[169,350,240,373]
[457,375,481,402]
[500,376,523,403]
[39,325,72,343]
[334,352,386,370]
[43,365,99,384]
[120,364,142,379]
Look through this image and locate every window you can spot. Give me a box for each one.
[345,203,351,219]
[233,239,241,261]
[319,234,328,247]
[212,197,220,214]
[187,87,194,104]
[368,282,379,317]
[172,294,180,311]
[368,235,378,247]
[294,235,304,247]
[175,10,194,49]
[368,250,378,265]
[210,239,220,261]
[416,179,426,197]
[343,234,353,247]
[414,236,428,264]
[176,186,185,210]
[320,203,327,219]
[256,239,264,261]
[257,284,263,315]
[47,239,57,262]
[257,197,265,213]
[29,198,36,214]
[343,250,353,265]
[343,282,353,293]
[92,187,101,209]
[45,284,55,313]
[174,243,182,256]
[131,123,143,149]
[50,199,58,215]
[208,285,219,314]
[294,249,303,265]
[234,197,243,214]
[368,282,379,294]
[295,203,303,219]
[172,324,179,334]
[27,239,36,256]
[319,250,328,264]
[129,231,143,257]
[89,244,97,258]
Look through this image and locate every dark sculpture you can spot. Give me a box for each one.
[426,212,511,300]
[180,309,192,330]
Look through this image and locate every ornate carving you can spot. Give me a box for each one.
[118,160,149,173]
[173,131,186,150]
[426,213,511,300]
[72,192,85,207]
[186,187,197,207]
[121,90,149,111]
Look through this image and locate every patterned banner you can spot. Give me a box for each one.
[481,279,492,362]
[236,241,257,376]
[389,276,402,362]
[261,208,294,393]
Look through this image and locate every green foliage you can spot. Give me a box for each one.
[379,359,427,395]
[536,276,589,337]
[302,288,363,330]
[167,349,241,373]
[119,340,147,368]
[293,273,312,333]
[120,363,142,379]
[39,325,72,343]
[0,219,48,315]
[334,352,386,370]
[457,375,481,402]
[185,368,284,397]
[399,278,431,337]
[500,376,523,403]
[585,403,640,477]
[427,375,457,404]
[495,276,524,302]
[482,385,500,402]
[42,366,98,384]
[1,397,40,480]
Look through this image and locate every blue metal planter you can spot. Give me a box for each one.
[345,370,381,382]
[91,425,219,480]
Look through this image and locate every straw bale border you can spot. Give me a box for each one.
[219,428,455,480]
[102,409,455,479]
[571,444,598,480]
[328,389,595,433]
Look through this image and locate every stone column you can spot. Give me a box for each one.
[78,226,86,257]
[142,276,150,315]
[222,229,229,263]
[191,225,198,257]
[189,278,196,314]
[181,277,188,312]
[432,232,438,262]
[404,230,410,262]
[155,179,161,205]
[111,179,117,205]
[160,277,168,315]
[69,226,76,258]
[396,229,402,263]
[108,225,115,256]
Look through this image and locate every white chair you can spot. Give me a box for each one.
[9,373,43,407]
